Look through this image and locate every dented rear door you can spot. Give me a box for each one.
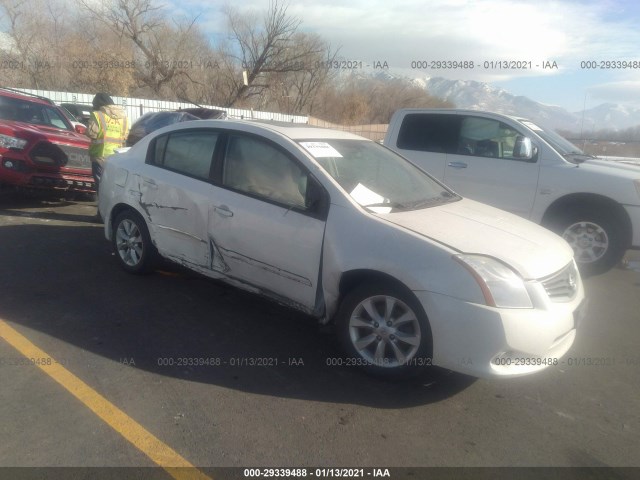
[137,129,220,268]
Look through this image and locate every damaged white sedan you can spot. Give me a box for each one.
[99,120,586,379]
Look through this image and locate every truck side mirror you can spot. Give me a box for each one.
[513,136,536,161]
[75,124,87,135]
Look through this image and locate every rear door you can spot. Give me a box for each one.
[138,128,220,268]
[390,113,460,180]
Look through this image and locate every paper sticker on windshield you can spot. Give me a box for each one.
[300,142,343,158]
[521,120,543,131]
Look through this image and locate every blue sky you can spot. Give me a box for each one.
[156,0,640,111]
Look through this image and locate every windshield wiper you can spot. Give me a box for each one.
[562,152,598,164]
[362,202,407,211]
[404,192,457,210]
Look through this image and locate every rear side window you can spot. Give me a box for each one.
[151,130,219,180]
[396,114,460,153]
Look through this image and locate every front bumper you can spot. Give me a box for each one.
[27,174,95,192]
[0,165,95,193]
[624,204,640,248]
[414,288,586,378]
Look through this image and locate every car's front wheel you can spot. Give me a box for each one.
[545,207,626,276]
[336,282,433,378]
[112,210,156,274]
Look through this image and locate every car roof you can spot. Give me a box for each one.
[393,108,528,123]
[0,88,55,106]
[177,119,369,141]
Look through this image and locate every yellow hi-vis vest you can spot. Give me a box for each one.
[89,111,128,158]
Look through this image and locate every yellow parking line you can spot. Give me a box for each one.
[0,318,212,480]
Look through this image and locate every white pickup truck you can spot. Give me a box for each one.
[384,109,640,275]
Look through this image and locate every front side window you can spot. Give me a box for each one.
[152,130,218,180]
[45,107,71,130]
[223,135,308,208]
[457,117,526,160]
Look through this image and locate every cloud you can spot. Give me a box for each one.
[170,1,638,58]
[588,81,640,105]
[159,0,640,108]
[174,0,637,82]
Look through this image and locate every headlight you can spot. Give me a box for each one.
[454,254,533,309]
[0,134,28,150]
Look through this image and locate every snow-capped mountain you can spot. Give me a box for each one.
[579,103,640,133]
[413,76,640,133]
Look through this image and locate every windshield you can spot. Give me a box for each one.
[518,119,584,156]
[298,139,459,213]
[0,95,73,131]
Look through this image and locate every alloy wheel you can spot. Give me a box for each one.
[348,295,421,367]
[115,219,144,267]
[562,221,609,264]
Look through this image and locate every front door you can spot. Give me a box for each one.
[208,133,326,311]
[443,115,540,218]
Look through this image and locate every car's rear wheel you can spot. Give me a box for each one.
[336,282,432,378]
[112,210,156,274]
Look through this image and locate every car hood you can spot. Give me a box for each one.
[381,198,574,279]
[578,158,640,174]
[1,119,89,146]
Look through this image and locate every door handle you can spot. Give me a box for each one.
[447,162,468,169]
[214,205,234,217]
[142,177,158,189]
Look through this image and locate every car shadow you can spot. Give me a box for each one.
[0,208,99,224]
[0,192,97,223]
[0,222,477,409]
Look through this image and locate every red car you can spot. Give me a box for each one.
[0,88,94,194]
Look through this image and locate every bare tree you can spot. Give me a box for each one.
[314,75,452,125]
[221,0,323,107]
[264,32,339,114]
[0,0,68,88]
[76,0,207,97]
[63,14,136,95]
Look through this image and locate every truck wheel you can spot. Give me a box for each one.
[335,282,433,379]
[112,210,156,274]
[546,207,625,276]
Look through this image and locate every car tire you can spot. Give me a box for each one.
[112,210,156,274]
[545,206,626,276]
[335,282,433,379]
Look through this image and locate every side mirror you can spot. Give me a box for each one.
[75,123,87,135]
[305,176,328,218]
[513,136,536,161]
[306,176,322,210]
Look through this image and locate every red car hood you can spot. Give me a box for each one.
[1,119,89,147]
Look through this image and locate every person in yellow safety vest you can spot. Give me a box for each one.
[86,93,129,195]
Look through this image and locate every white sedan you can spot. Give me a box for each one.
[99,120,586,379]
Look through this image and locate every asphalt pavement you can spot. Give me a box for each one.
[0,192,639,478]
